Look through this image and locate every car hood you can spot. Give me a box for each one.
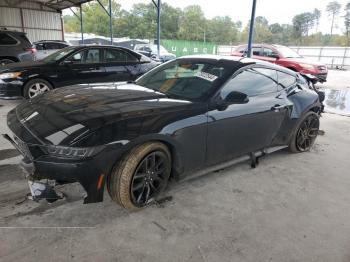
[0,61,47,73]
[283,57,325,67]
[12,83,193,146]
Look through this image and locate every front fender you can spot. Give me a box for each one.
[110,134,185,179]
[289,89,320,118]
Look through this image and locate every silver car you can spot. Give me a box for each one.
[34,40,71,60]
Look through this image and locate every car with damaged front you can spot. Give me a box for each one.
[4,55,322,210]
[231,44,328,83]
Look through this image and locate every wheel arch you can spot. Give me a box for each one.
[112,134,185,181]
[21,76,55,96]
[0,56,19,62]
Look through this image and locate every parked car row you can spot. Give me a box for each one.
[134,44,176,62]
[2,29,324,211]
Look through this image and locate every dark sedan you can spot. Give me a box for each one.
[0,45,159,99]
[5,55,322,210]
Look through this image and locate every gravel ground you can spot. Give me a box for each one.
[0,70,350,262]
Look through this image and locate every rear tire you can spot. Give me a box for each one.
[107,142,171,210]
[289,111,320,153]
[23,79,53,99]
[0,59,15,66]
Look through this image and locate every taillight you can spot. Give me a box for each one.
[25,47,37,54]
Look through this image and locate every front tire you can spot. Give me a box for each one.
[107,142,171,210]
[23,79,53,99]
[0,59,15,66]
[289,111,320,153]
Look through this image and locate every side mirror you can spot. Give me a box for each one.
[216,91,249,111]
[61,60,73,66]
[225,91,249,104]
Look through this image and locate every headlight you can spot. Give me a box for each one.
[0,72,22,79]
[41,145,105,159]
[299,63,315,70]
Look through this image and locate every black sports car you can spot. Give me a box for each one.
[4,55,322,210]
[0,45,159,99]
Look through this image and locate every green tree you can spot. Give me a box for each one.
[292,12,315,42]
[313,8,321,33]
[344,2,350,45]
[206,16,239,44]
[63,15,80,33]
[326,1,342,36]
[120,3,157,39]
[241,16,272,43]
[63,0,122,37]
[178,5,206,41]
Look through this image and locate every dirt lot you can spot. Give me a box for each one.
[0,70,350,262]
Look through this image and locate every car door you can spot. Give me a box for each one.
[64,48,106,85]
[261,46,279,64]
[206,66,289,165]
[102,48,141,82]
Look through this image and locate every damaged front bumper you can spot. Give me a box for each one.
[3,134,120,204]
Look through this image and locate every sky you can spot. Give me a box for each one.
[64,0,349,34]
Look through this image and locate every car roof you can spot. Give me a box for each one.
[236,43,288,49]
[0,29,26,35]
[60,45,143,58]
[34,40,69,43]
[179,54,298,76]
[73,44,132,49]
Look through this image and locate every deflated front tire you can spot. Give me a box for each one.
[107,142,171,210]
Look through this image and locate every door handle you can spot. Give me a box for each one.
[271,104,286,111]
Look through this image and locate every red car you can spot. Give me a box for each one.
[231,44,328,83]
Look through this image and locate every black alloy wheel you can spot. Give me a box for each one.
[131,151,168,207]
[107,142,171,210]
[295,113,320,152]
[0,59,15,66]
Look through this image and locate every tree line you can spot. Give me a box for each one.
[64,0,350,46]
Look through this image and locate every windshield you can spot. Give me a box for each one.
[136,59,232,101]
[42,46,77,63]
[276,46,302,58]
[151,45,168,53]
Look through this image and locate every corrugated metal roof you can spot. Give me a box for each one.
[3,0,94,11]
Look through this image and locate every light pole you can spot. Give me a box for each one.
[247,0,257,58]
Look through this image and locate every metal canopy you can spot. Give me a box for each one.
[4,0,94,11]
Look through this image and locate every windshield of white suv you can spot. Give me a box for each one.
[151,45,168,53]
[276,46,302,58]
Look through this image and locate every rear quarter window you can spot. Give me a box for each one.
[277,71,296,88]
[19,35,32,46]
[0,33,18,45]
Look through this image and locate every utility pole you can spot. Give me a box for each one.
[247,0,257,58]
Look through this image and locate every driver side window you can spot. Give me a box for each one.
[65,49,101,64]
[262,48,277,58]
[221,68,278,99]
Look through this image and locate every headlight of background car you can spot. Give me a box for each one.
[40,145,105,159]
[299,64,315,70]
[0,72,22,79]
